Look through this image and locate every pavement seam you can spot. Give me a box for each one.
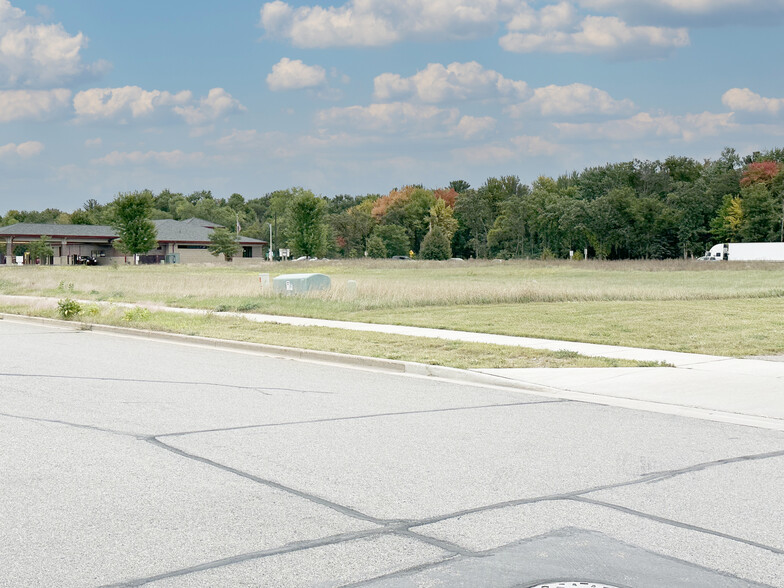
[394,529,479,557]
[156,399,568,438]
[146,437,392,526]
[569,496,784,556]
[339,554,463,588]
[98,528,395,587]
[0,372,280,395]
[0,411,140,438]
[407,447,784,529]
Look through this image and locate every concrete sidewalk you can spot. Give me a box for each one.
[0,293,730,365]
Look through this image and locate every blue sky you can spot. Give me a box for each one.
[2,0,784,211]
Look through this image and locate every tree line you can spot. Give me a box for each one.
[3,146,784,260]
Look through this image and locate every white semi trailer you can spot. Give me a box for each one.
[704,242,784,261]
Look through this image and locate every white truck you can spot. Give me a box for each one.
[702,242,784,261]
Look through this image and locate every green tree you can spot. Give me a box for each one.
[27,235,54,265]
[488,192,527,258]
[710,195,744,243]
[110,191,158,263]
[428,198,458,242]
[667,182,714,258]
[402,188,437,252]
[373,224,409,257]
[739,184,780,241]
[288,190,328,257]
[207,228,241,261]
[366,234,387,258]
[448,179,470,194]
[419,225,452,260]
[331,199,376,257]
[454,188,495,258]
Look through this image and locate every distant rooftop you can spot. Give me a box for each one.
[0,220,265,244]
[179,217,224,228]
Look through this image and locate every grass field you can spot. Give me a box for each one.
[1,258,783,358]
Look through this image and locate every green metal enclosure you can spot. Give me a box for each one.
[273,273,331,294]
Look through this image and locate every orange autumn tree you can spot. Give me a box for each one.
[371,186,417,221]
[433,188,458,208]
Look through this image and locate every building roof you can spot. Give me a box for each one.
[0,221,266,245]
[0,223,116,239]
[152,219,264,243]
[179,217,224,228]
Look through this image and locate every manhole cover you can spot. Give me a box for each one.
[528,583,626,588]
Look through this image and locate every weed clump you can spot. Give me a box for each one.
[57,298,82,319]
[122,307,151,322]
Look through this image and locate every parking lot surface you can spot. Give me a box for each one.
[1,319,782,587]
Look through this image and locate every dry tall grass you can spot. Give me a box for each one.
[1,258,783,311]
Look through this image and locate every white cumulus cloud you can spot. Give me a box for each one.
[267,57,327,91]
[0,139,43,159]
[578,0,784,26]
[173,88,246,125]
[506,82,634,116]
[260,0,524,47]
[72,86,245,126]
[722,88,784,115]
[316,101,497,141]
[500,14,689,58]
[73,86,191,120]
[260,0,693,58]
[454,115,497,139]
[0,0,109,87]
[555,111,736,141]
[0,88,70,121]
[374,61,529,103]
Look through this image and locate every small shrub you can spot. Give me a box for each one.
[572,250,584,261]
[57,298,82,320]
[122,307,151,322]
[366,235,387,259]
[420,226,452,260]
[83,304,101,317]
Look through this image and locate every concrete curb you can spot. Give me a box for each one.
[0,312,556,395]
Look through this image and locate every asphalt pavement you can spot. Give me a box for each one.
[2,317,783,587]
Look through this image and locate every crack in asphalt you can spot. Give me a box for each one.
[156,399,568,438]
[98,528,395,588]
[146,437,393,526]
[407,447,784,529]
[6,402,784,585]
[114,441,784,586]
[0,411,141,438]
[0,372,342,396]
[570,496,784,556]
[4,326,783,587]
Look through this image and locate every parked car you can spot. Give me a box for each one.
[75,255,98,265]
